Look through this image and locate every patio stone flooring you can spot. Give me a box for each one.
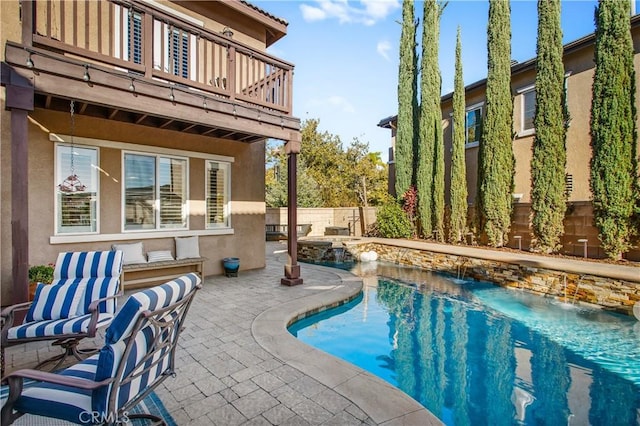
[3,242,440,425]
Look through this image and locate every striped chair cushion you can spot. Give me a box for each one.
[93,325,172,415]
[55,250,124,280]
[8,313,114,340]
[105,273,201,344]
[76,276,120,316]
[25,281,87,322]
[12,355,99,423]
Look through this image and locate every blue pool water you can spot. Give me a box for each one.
[289,263,640,426]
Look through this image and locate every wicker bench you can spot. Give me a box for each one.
[121,257,205,289]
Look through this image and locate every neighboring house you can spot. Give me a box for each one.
[1,0,303,303]
[379,14,640,259]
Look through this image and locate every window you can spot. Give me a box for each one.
[206,161,230,228]
[465,104,483,146]
[56,145,98,234]
[128,11,142,65]
[124,153,187,231]
[170,29,189,78]
[522,88,536,132]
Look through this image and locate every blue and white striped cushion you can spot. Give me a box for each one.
[55,250,124,280]
[105,273,201,344]
[93,325,172,415]
[76,276,120,316]
[12,355,99,423]
[8,313,114,340]
[25,281,87,322]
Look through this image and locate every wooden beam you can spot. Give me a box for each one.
[108,108,119,120]
[135,114,148,124]
[159,119,174,129]
[182,123,197,132]
[78,102,88,114]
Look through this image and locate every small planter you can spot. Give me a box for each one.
[222,257,240,277]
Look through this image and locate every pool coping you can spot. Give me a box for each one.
[251,264,443,426]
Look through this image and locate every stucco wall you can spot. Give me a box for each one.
[266,207,377,237]
[1,108,267,302]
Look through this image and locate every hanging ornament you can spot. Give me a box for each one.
[58,100,86,193]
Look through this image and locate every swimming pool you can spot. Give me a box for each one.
[289,263,640,426]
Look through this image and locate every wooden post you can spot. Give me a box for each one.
[281,133,302,286]
[1,63,34,303]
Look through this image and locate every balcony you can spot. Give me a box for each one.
[5,0,298,142]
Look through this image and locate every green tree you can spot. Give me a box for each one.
[449,27,468,244]
[265,142,322,208]
[298,119,388,207]
[531,0,567,254]
[395,0,419,198]
[590,0,639,259]
[476,0,514,247]
[417,0,446,240]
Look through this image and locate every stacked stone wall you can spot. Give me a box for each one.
[346,242,640,317]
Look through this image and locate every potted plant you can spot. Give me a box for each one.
[28,263,55,301]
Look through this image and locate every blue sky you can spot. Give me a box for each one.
[253,0,639,162]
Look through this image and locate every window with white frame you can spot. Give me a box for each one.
[465,104,483,146]
[124,153,187,231]
[206,161,230,228]
[56,144,99,234]
[522,87,536,132]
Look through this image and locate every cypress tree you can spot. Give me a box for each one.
[417,0,445,240]
[449,27,468,244]
[590,0,639,259]
[531,0,567,253]
[476,0,514,247]
[395,0,419,198]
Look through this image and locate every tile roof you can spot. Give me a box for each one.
[240,0,288,26]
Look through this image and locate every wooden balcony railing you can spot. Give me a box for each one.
[27,0,293,114]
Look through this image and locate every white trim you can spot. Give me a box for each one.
[49,134,235,163]
[50,228,234,244]
[519,86,536,134]
[121,151,190,232]
[517,129,536,138]
[516,84,535,94]
[54,143,100,235]
[139,0,204,27]
[464,141,480,149]
[465,103,483,146]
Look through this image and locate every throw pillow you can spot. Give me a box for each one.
[175,236,200,260]
[26,281,87,322]
[112,242,147,265]
[147,250,175,263]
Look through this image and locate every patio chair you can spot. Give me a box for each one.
[1,273,201,425]
[1,250,124,377]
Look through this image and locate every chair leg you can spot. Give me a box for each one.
[34,338,99,371]
[126,413,166,426]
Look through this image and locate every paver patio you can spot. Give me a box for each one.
[3,242,439,425]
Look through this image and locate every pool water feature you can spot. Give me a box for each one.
[289,263,640,426]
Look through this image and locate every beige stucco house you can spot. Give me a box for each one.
[1,0,304,304]
[379,14,640,260]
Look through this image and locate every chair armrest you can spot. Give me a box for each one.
[1,302,33,345]
[85,291,123,336]
[4,368,113,390]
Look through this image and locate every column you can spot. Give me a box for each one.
[281,132,303,286]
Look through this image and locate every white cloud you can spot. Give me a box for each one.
[308,95,356,113]
[300,4,327,22]
[377,40,391,61]
[300,0,400,25]
[327,95,356,113]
